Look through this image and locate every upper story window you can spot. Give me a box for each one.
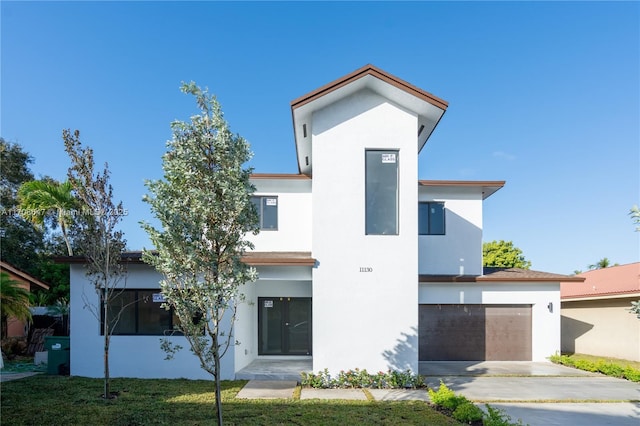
[101,289,177,336]
[419,202,445,235]
[366,150,399,235]
[251,196,278,230]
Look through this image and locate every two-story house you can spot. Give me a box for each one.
[68,65,581,380]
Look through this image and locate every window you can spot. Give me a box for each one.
[252,196,278,230]
[366,150,399,235]
[101,290,177,336]
[419,202,445,235]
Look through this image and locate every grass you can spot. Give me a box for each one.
[1,376,461,425]
[549,353,640,382]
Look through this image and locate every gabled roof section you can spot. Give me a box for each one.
[291,64,448,175]
[561,262,640,300]
[419,180,506,200]
[0,261,50,290]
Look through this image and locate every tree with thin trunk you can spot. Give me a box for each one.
[18,179,77,256]
[142,82,259,424]
[63,129,127,400]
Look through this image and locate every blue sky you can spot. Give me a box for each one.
[2,1,638,274]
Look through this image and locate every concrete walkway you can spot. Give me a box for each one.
[236,361,640,425]
[0,372,41,382]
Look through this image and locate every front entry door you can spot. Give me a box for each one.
[258,297,311,355]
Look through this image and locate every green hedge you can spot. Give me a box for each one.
[549,354,640,382]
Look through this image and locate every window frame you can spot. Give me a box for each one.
[419,201,446,235]
[100,289,179,336]
[365,149,399,236]
[251,195,279,231]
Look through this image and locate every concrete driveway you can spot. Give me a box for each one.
[420,361,640,426]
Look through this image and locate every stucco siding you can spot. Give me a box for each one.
[561,298,640,362]
[311,89,419,374]
[418,187,483,276]
[70,263,235,380]
[248,179,312,252]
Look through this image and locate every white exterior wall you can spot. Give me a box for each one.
[311,89,419,374]
[419,187,483,275]
[70,263,234,380]
[247,179,312,252]
[419,282,561,361]
[234,267,312,371]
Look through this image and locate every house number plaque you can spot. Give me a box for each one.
[359,267,373,273]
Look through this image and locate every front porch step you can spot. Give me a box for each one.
[235,359,312,382]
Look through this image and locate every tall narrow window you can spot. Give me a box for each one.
[366,150,399,235]
[251,196,278,230]
[419,202,445,235]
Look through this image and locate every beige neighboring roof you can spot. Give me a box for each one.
[561,262,640,300]
[0,261,50,290]
[57,251,316,267]
[420,267,584,283]
[419,180,506,200]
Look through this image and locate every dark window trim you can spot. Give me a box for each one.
[252,195,279,231]
[100,289,179,336]
[365,149,399,236]
[419,201,446,235]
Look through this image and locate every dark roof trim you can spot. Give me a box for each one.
[56,251,316,267]
[291,64,449,111]
[0,261,50,290]
[250,173,311,180]
[419,180,506,188]
[420,267,584,283]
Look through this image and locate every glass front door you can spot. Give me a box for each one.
[258,297,311,355]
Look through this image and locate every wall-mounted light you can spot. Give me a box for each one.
[303,124,307,138]
[418,124,425,136]
[305,156,309,166]
[547,302,553,313]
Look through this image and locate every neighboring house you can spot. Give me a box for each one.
[68,65,582,380]
[1,260,50,337]
[561,262,640,362]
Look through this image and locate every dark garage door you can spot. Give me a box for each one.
[419,304,532,361]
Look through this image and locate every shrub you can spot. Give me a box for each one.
[427,380,468,410]
[453,401,484,423]
[549,354,640,382]
[483,404,525,426]
[300,368,426,389]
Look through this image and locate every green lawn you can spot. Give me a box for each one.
[1,376,461,425]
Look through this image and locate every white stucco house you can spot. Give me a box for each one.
[67,65,582,380]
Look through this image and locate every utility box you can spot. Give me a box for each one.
[44,336,70,375]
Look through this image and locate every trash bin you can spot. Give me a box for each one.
[44,336,70,375]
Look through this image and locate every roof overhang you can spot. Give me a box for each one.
[56,251,316,268]
[0,261,50,290]
[420,267,585,283]
[291,64,448,176]
[419,180,506,200]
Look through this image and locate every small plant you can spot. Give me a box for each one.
[452,401,484,423]
[300,368,425,389]
[427,380,467,410]
[483,404,525,426]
